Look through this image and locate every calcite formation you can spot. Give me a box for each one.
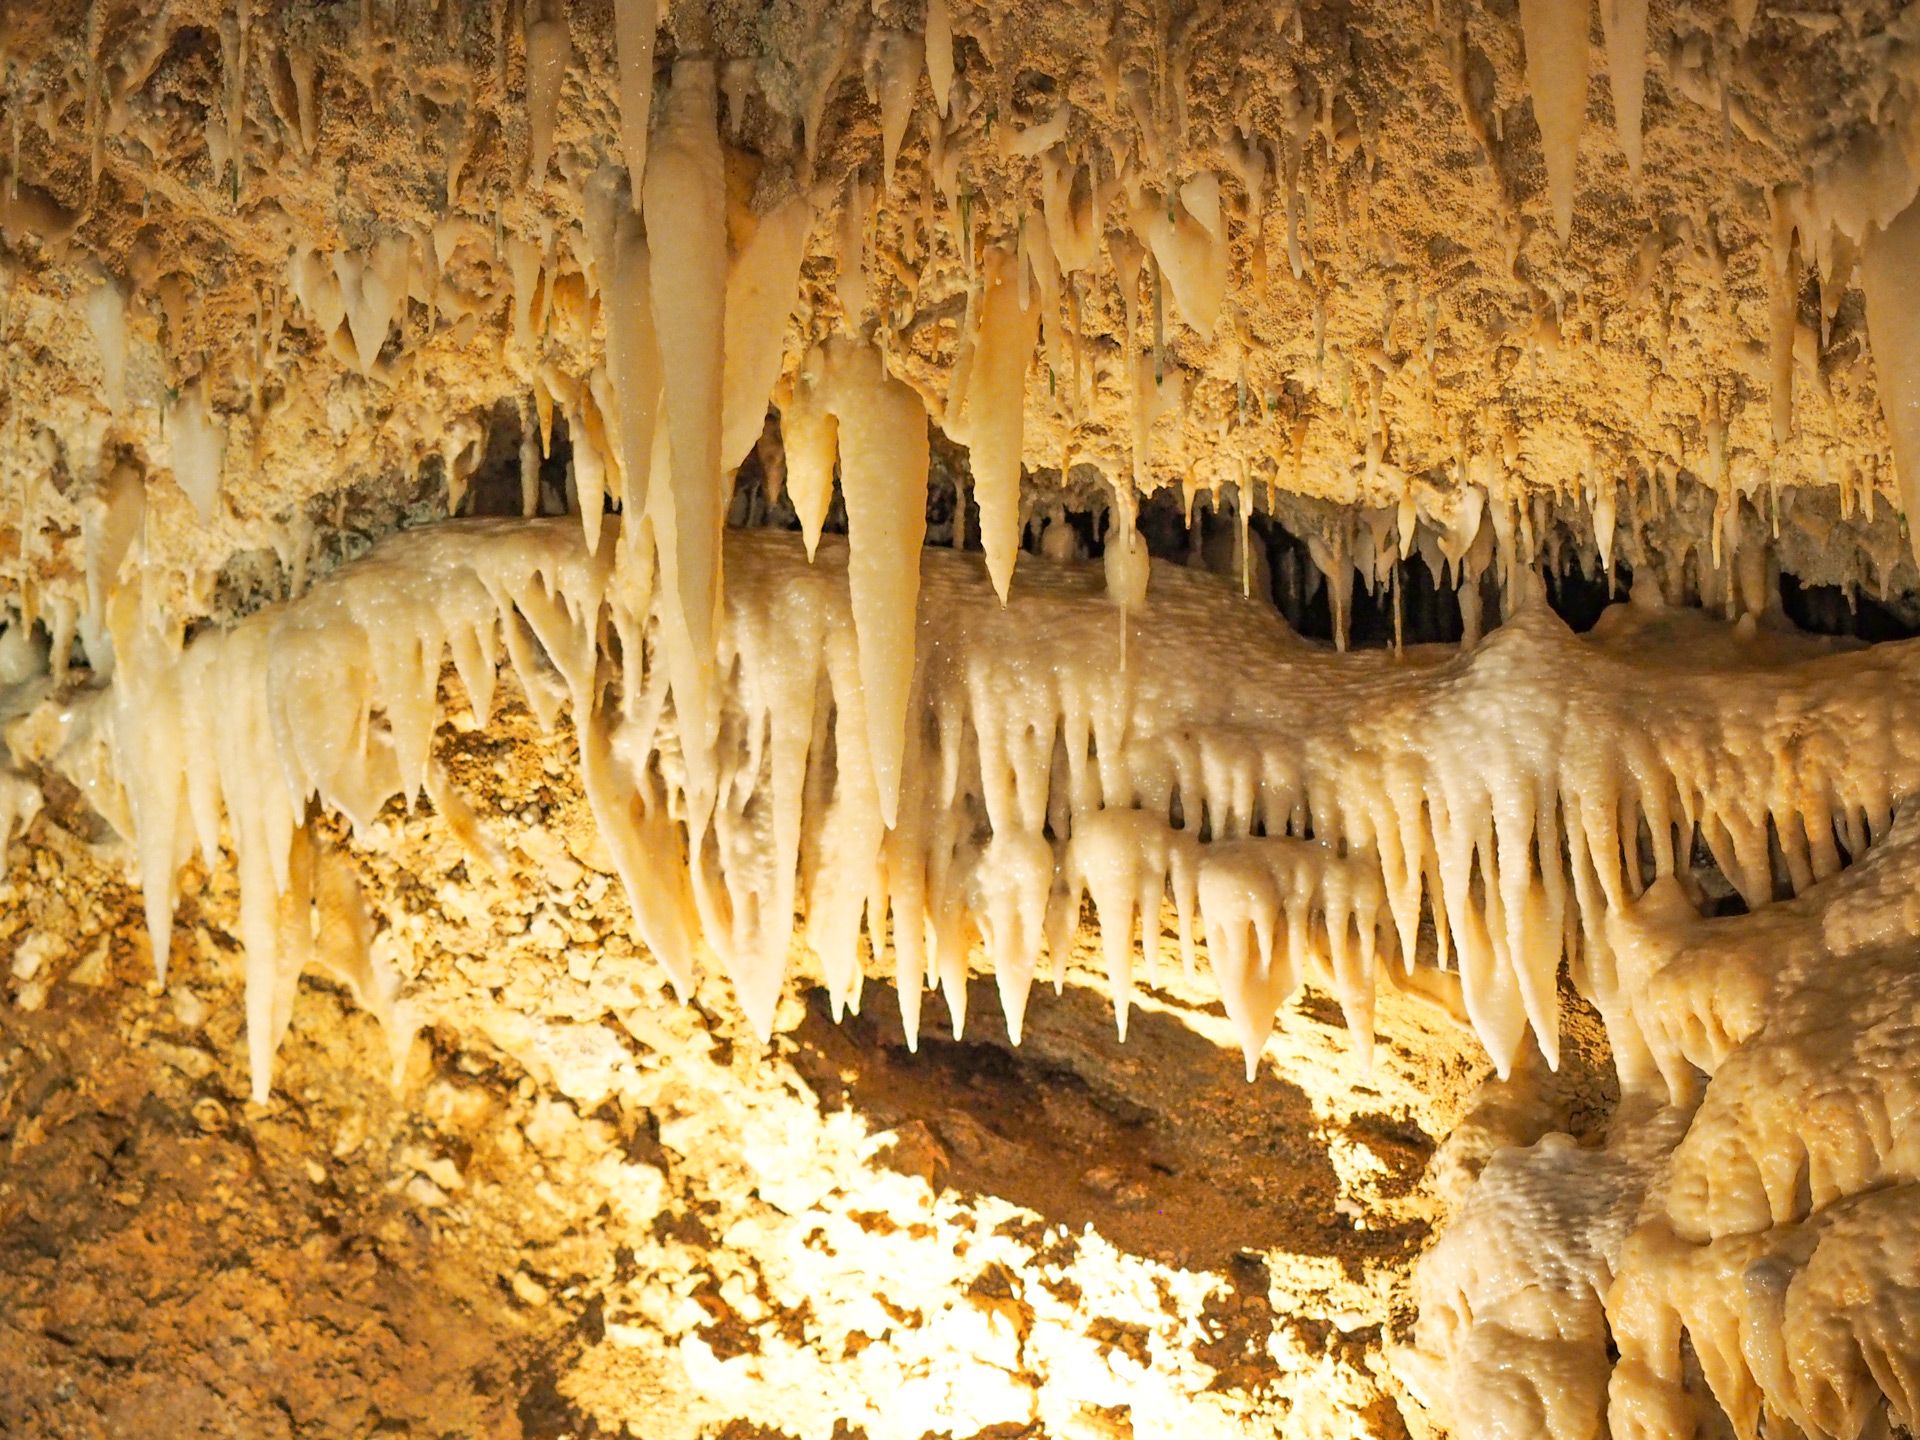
[6,0,1920,1435]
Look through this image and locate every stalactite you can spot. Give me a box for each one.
[1863,196,1920,568]
[612,0,658,201]
[524,1,573,188]
[951,245,1040,603]
[96,507,1920,1104]
[643,60,730,798]
[1518,0,1589,243]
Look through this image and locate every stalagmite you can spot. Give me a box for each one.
[1862,196,1920,568]
[1396,1124,1674,1440]
[643,60,729,786]
[612,0,658,200]
[519,395,542,516]
[1518,0,1589,243]
[1408,807,1920,1439]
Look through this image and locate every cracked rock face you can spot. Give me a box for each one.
[8,0,1920,1437]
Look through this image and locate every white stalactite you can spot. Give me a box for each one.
[524,4,573,188]
[643,60,730,795]
[603,208,662,554]
[954,245,1040,603]
[808,338,930,830]
[719,195,814,474]
[166,379,226,522]
[612,0,658,200]
[925,0,954,119]
[101,517,1920,1101]
[1519,0,1590,244]
[1600,0,1647,184]
[780,362,839,560]
[1863,195,1920,569]
[869,31,923,192]
[83,271,130,414]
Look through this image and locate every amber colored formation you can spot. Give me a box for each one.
[7,0,1920,1435]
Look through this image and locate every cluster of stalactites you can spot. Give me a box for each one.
[254,14,1919,678]
[1397,809,1920,1440]
[100,510,1920,1103]
[53,0,1920,692]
